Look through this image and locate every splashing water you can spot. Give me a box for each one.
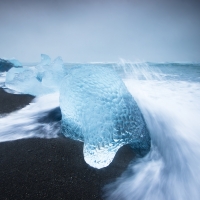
[104,62,200,200]
[0,93,60,142]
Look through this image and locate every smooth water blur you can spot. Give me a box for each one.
[0,93,60,142]
[104,62,200,200]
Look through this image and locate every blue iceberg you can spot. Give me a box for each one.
[8,59,22,67]
[5,54,67,96]
[41,56,66,91]
[5,66,53,96]
[60,65,150,168]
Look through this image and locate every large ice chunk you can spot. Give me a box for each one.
[5,54,67,96]
[42,56,66,91]
[36,54,51,70]
[35,54,51,82]
[60,65,150,169]
[35,54,67,91]
[5,67,53,96]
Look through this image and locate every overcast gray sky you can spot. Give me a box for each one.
[0,0,200,62]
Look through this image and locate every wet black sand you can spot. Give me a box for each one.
[0,89,135,200]
[0,88,34,114]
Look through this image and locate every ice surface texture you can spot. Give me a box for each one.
[60,65,151,169]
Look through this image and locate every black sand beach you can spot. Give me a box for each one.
[0,89,135,200]
[0,88,34,114]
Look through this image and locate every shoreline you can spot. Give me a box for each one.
[0,89,135,199]
[0,88,34,114]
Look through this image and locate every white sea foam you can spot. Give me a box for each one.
[105,63,200,200]
[0,92,60,142]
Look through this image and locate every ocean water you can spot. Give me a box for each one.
[105,62,200,200]
[0,62,200,199]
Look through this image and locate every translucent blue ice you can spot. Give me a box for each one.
[37,54,51,69]
[5,54,67,96]
[5,66,53,96]
[60,65,151,168]
[35,54,52,82]
[8,59,22,67]
[41,56,66,91]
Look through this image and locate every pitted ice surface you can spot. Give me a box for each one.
[60,65,150,168]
